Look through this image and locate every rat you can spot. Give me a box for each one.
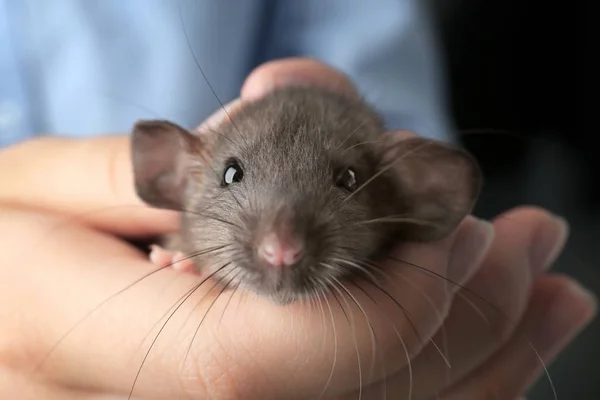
[130,85,482,305]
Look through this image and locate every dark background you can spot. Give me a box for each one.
[427,0,596,398]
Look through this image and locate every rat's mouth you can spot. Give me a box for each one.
[266,284,322,306]
[232,259,324,305]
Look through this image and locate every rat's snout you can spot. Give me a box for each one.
[257,231,304,268]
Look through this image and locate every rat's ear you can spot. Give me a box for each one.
[131,120,204,210]
[381,136,483,241]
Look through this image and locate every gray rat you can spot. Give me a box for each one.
[130,86,482,304]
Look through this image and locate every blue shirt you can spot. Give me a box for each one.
[0,0,453,148]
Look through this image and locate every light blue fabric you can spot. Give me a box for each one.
[0,0,453,148]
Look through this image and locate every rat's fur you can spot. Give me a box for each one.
[131,86,482,304]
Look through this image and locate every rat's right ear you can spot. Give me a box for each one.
[379,136,483,242]
[131,120,203,210]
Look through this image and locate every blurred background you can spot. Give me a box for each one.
[425,0,595,398]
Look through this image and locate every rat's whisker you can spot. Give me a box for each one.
[313,280,325,317]
[366,262,451,371]
[181,244,233,260]
[316,283,339,400]
[386,255,558,400]
[382,255,497,329]
[368,264,450,372]
[181,208,243,229]
[180,267,238,378]
[349,281,413,400]
[329,280,364,400]
[343,140,433,204]
[162,244,234,273]
[363,260,450,399]
[217,281,241,329]
[312,282,327,338]
[196,124,245,154]
[337,120,368,150]
[127,262,230,399]
[175,0,248,148]
[174,264,238,343]
[133,279,207,359]
[33,243,229,374]
[458,291,491,326]
[134,254,235,358]
[305,281,317,312]
[329,257,381,288]
[332,277,378,383]
[342,139,386,154]
[350,260,447,369]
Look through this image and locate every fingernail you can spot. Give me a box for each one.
[530,216,569,273]
[447,217,495,292]
[148,244,160,262]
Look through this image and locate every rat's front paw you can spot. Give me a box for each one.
[149,244,196,273]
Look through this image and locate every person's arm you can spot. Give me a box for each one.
[262,0,454,142]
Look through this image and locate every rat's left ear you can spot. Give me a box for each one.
[381,136,483,241]
[131,120,204,210]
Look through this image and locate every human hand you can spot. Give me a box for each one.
[0,58,596,400]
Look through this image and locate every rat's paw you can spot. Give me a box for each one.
[149,244,195,273]
[149,244,172,267]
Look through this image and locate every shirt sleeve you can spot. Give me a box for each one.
[261,0,455,142]
[0,0,38,147]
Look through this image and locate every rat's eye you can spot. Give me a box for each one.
[336,167,357,192]
[222,159,244,186]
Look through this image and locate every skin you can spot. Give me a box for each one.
[0,58,596,400]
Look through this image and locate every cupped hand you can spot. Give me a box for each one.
[0,58,596,400]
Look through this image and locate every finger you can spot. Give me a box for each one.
[0,135,180,238]
[2,208,489,400]
[0,366,100,400]
[355,206,567,398]
[493,206,569,277]
[326,216,493,399]
[241,57,359,101]
[438,274,597,400]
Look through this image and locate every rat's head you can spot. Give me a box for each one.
[131,87,482,304]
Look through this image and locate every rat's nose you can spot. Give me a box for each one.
[257,232,304,267]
